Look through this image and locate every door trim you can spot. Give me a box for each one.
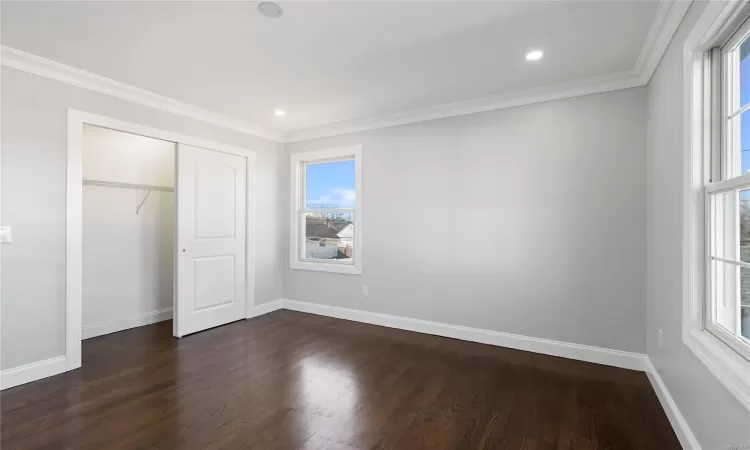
[66,109,256,371]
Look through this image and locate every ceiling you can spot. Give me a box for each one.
[2,1,675,142]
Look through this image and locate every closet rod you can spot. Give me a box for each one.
[83,179,174,192]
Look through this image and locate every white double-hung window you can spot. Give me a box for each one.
[705,18,750,364]
[289,145,362,274]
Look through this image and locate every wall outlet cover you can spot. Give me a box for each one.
[0,226,12,244]
[657,329,663,349]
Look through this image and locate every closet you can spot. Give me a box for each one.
[81,125,176,339]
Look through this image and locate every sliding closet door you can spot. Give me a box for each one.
[174,144,247,337]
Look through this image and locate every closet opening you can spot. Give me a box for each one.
[66,110,255,372]
[82,125,176,341]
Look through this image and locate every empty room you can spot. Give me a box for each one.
[1,1,749,449]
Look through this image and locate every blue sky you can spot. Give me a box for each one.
[305,160,355,209]
[741,39,750,176]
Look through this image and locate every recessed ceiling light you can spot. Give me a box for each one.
[526,50,544,61]
[258,2,283,18]
[274,109,285,117]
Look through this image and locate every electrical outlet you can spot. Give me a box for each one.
[0,226,12,244]
[657,329,664,349]
[361,285,369,297]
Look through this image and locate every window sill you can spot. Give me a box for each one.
[684,328,750,412]
[290,260,362,275]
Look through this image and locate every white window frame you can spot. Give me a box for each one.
[704,15,750,364]
[289,145,363,275]
[685,1,750,413]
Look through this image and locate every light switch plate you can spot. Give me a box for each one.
[0,226,12,244]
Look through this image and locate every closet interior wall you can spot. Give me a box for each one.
[82,125,176,339]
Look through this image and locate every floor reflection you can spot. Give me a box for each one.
[293,356,360,449]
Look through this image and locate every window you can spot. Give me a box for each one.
[685,1,750,413]
[289,146,362,274]
[706,17,750,363]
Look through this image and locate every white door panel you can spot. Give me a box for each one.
[175,144,246,337]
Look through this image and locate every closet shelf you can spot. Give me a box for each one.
[82,179,173,192]
[83,179,173,214]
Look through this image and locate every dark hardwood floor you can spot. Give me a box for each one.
[1,310,679,450]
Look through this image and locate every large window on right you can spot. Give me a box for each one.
[706,19,750,362]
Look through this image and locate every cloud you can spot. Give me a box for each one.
[307,188,355,208]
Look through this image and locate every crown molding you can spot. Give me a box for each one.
[635,0,692,85]
[284,0,692,143]
[0,46,284,143]
[284,70,643,143]
[1,1,690,144]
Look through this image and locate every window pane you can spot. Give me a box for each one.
[727,110,750,178]
[707,188,750,263]
[740,189,750,263]
[303,212,354,261]
[711,259,739,335]
[305,159,355,209]
[740,37,750,108]
[740,111,750,176]
[743,269,750,340]
[710,189,740,261]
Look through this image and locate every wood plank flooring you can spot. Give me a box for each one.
[1,310,680,449]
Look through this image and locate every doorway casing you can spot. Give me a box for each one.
[66,109,257,371]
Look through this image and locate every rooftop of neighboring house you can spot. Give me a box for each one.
[305,216,351,240]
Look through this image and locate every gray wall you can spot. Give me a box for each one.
[646,2,750,447]
[284,87,648,353]
[1,67,285,370]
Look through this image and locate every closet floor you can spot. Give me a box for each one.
[1,310,680,449]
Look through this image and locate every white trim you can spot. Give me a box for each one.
[67,115,83,370]
[1,1,689,146]
[645,357,703,450]
[285,71,644,143]
[1,46,283,142]
[66,109,258,374]
[81,308,173,340]
[705,170,750,193]
[682,0,750,413]
[289,145,363,275]
[636,0,692,85]
[246,299,284,319]
[285,1,691,143]
[684,328,750,411]
[0,299,646,391]
[1,356,68,391]
[280,299,647,371]
[4,299,281,390]
[709,255,750,270]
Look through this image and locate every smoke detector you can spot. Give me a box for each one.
[258,2,282,18]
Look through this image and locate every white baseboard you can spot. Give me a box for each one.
[645,357,701,450]
[247,299,284,318]
[3,299,693,450]
[1,355,68,390]
[280,299,647,371]
[82,308,173,340]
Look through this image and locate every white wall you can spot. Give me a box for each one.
[646,2,750,447]
[82,125,175,337]
[284,87,647,353]
[1,67,285,370]
[83,124,175,186]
